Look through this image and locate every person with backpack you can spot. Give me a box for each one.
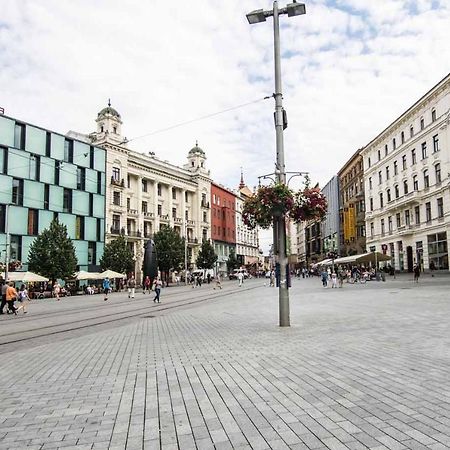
[127,276,136,299]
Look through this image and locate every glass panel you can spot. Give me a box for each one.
[26,125,46,156]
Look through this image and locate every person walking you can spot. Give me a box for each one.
[331,272,337,289]
[53,282,61,301]
[321,269,328,288]
[16,284,30,314]
[0,280,7,314]
[103,277,111,301]
[5,282,18,315]
[143,276,151,294]
[413,264,420,283]
[153,278,162,303]
[127,276,136,299]
[213,273,222,290]
[237,271,244,287]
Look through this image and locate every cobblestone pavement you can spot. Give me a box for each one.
[1,275,449,450]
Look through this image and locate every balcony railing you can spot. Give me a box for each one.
[187,238,199,244]
[159,214,169,221]
[127,230,142,237]
[111,177,125,187]
[143,232,153,239]
[110,227,125,235]
[187,219,195,226]
[127,209,138,216]
[143,211,154,218]
[201,200,210,208]
[174,217,183,224]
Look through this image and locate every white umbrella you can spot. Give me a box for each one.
[99,269,126,279]
[75,270,102,280]
[4,271,49,282]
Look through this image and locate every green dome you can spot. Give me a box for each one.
[97,105,121,119]
[189,142,205,155]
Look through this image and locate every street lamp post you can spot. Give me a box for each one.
[247,1,306,327]
[185,223,188,286]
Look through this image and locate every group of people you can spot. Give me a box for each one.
[0,281,30,315]
[102,275,163,303]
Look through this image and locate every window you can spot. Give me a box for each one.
[402,155,406,170]
[89,146,95,169]
[428,232,448,270]
[379,193,384,208]
[112,214,120,231]
[157,184,162,196]
[0,146,7,174]
[88,242,96,265]
[370,222,374,238]
[54,161,61,185]
[113,126,117,134]
[415,206,420,224]
[421,142,427,159]
[369,198,373,211]
[172,207,177,219]
[401,132,405,144]
[12,178,23,206]
[368,157,371,168]
[387,189,391,202]
[384,144,388,156]
[395,185,399,198]
[113,191,120,206]
[437,198,444,218]
[45,132,51,157]
[185,210,189,220]
[10,235,22,261]
[14,123,25,149]
[423,170,429,188]
[0,205,6,233]
[368,177,372,189]
[377,149,381,161]
[378,171,382,184]
[420,117,424,130]
[413,175,418,191]
[63,189,72,213]
[410,125,414,137]
[127,175,131,188]
[75,216,85,240]
[29,155,39,181]
[433,134,439,153]
[394,161,398,175]
[44,184,49,210]
[381,219,385,235]
[158,204,162,215]
[89,193,93,216]
[172,188,176,200]
[425,202,431,223]
[405,209,410,226]
[403,180,408,195]
[185,191,189,202]
[112,167,120,181]
[385,166,390,180]
[203,211,207,222]
[435,163,441,183]
[126,198,130,210]
[97,171,102,195]
[388,216,392,232]
[77,167,86,190]
[64,139,73,163]
[28,209,38,235]
[396,213,401,228]
[142,179,148,192]
[142,201,147,213]
[96,218,101,241]
[431,108,436,122]
[392,138,396,150]
[411,148,416,164]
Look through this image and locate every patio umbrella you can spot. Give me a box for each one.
[355,252,391,264]
[99,269,126,279]
[5,271,49,282]
[75,270,101,280]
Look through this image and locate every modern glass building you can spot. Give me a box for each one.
[0,114,106,272]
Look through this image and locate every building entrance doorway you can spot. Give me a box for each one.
[406,246,413,272]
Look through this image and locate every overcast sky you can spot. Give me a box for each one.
[2,0,450,251]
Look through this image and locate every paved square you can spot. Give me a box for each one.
[0,276,449,449]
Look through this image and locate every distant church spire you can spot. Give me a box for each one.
[108,98,111,107]
[239,167,245,189]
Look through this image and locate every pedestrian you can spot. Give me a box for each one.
[331,272,337,288]
[237,271,244,287]
[207,273,211,284]
[16,284,30,314]
[127,276,136,298]
[153,278,162,303]
[213,273,222,290]
[269,270,275,287]
[103,277,111,301]
[0,280,7,314]
[53,282,61,301]
[413,264,420,283]
[338,269,344,288]
[5,282,18,315]
[143,276,151,294]
[321,269,328,288]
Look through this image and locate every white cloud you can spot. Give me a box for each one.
[1,0,450,253]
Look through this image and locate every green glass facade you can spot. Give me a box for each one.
[0,115,106,272]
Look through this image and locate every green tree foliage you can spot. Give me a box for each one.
[100,235,135,274]
[226,248,239,273]
[153,225,185,276]
[28,219,78,282]
[196,240,217,269]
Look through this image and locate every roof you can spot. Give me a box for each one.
[97,105,121,119]
[189,142,205,156]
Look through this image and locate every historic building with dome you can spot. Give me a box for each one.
[79,103,212,282]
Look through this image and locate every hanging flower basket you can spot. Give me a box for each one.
[242,182,327,229]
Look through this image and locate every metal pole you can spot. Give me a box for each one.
[273,1,290,327]
[185,224,188,286]
[4,204,9,282]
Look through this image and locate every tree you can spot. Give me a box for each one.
[196,240,217,269]
[153,225,185,284]
[226,249,239,273]
[28,219,78,283]
[100,235,135,274]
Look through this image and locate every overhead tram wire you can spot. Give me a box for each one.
[122,96,271,145]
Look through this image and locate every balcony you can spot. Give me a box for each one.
[159,214,170,222]
[127,230,142,238]
[187,238,199,245]
[143,232,153,239]
[110,227,124,235]
[174,217,183,224]
[111,177,125,188]
[127,209,138,217]
[187,219,195,226]
[201,200,210,208]
[143,211,154,218]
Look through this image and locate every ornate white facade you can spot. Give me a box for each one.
[86,105,211,281]
[362,74,450,271]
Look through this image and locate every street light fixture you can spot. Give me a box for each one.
[247,1,306,327]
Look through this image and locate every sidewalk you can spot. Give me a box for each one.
[1,277,449,449]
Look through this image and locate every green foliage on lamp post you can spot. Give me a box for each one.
[153,226,185,283]
[100,235,135,274]
[196,240,217,269]
[28,219,78,283]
